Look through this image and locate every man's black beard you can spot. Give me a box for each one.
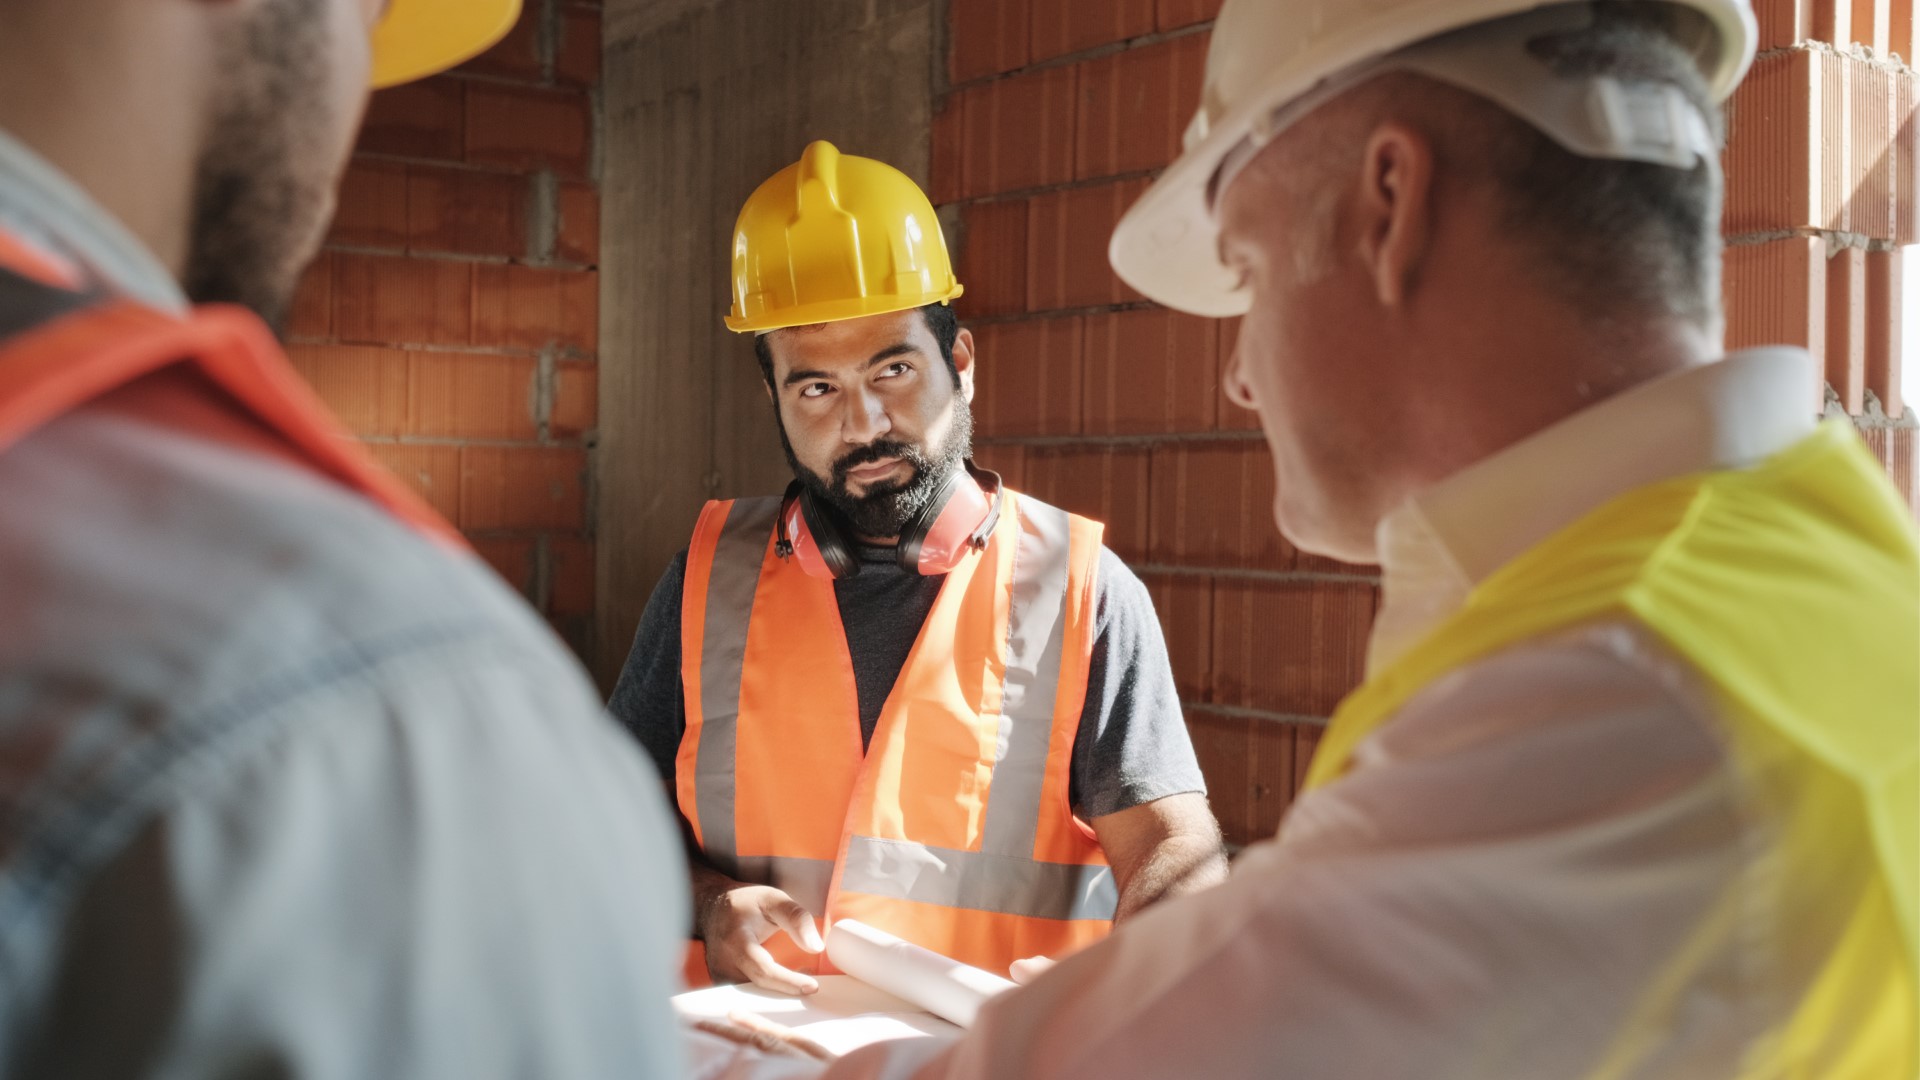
[778,403,975,540]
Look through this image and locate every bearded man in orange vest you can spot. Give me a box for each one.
[695,0,1917,1075]
[0,1,691,1073]
[608,142,1228,995]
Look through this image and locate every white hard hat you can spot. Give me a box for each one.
[1109,0,1759,317]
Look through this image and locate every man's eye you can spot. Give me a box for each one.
[800,383,833,399]
[878,363,911,379]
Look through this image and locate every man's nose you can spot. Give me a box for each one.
[842,385,891,444]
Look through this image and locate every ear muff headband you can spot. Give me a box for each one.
[776,464,1003,581]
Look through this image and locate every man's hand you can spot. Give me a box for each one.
[691,1010,838,1063]
[699,882,827,995]
[1008,955,1056,985]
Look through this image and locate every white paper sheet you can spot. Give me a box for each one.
[822,920,1016,1029]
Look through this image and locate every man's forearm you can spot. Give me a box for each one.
[1114,833,1228,921]
[687,856,742,940]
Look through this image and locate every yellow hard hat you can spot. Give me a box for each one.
[726,141,964,334]
[370,0,524,90]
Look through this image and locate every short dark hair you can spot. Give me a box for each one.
[753,302,962,392]
[1462,4,1725,326]
[1286,4,1724,328]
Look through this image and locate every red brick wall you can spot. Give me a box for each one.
[940,0,1918,847]
[290,0,603,660]
[1722,6,1918,499]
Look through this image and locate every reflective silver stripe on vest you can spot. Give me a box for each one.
[693,497,781,864]
[980,497,1072,859]
[715,855,836,917]
[840,835,1117,922]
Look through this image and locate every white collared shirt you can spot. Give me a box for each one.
[791,350,1826,1080]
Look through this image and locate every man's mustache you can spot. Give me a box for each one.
[833,440,927,484]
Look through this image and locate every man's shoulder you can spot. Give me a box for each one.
[0,411,602,878]
[0,406,641,943]
[1,408,549,686]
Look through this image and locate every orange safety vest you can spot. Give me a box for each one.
[0,229,459,546]
[677,490,1115,979]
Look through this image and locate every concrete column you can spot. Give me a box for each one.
[596,0,943,687]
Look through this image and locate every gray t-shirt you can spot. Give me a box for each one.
[609,540,1205,820]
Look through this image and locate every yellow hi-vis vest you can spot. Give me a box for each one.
[1306,421,1918,1078]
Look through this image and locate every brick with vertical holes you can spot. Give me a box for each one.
[1021,444,1151,561]
[1030,0,1155,62]
[955,199,1030,318]
[1827,246,1868,413]
[1143,571,1214,703]
[407,166,530,258]
[1157,0,1223,31]
[1755,0,1814,48]
[332,253,475,348]
[1248,720,1301,838]
[1725,237,1827,389]
[465,83,593,179]
[950,0,1032,83]
[959,65,1078,199]
[461,446,588,530]
[931,97,967,206]
[1149,441,1287,569]
[1212,578,1376,717]
[287,344,409,437]
[1026,179,1149,311]
[329,162,409,249]
[472,264,599,354]
[1083,307,1218,433]
[1858,424,1918,514]
[1185,708,1251,845]
[1076,32,1208,180]
[358,78,466,161]
[408,352,540,440]
[1865,248,1904,417]
[972,315,1085,437]
[369,444,463,523]
[287,253,334,341]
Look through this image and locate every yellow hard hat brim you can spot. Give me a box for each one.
[370,0,523,90]
[726,289,966,335]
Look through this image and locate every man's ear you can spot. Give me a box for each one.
[952,327,977,404]
[1354,121,1435,310]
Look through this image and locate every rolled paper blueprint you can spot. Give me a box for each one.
[823,920,1016,1029]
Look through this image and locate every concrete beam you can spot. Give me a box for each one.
[596,0,941,687]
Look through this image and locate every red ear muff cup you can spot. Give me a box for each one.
[797,486,861,579]
[909,473,993,574]
[779,493,840,580]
